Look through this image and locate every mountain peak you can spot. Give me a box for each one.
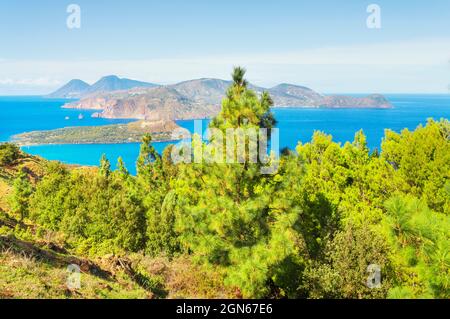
[46,79,90,99]
[47,76,158,99]
[67,79,88,84]
[98,75,121,81]
[89,76,156,93]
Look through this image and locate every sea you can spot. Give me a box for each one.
[1,94,449,175]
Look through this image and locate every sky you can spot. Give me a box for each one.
[0,0,449,95]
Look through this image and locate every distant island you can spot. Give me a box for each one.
[46,75,157,99]
[52,77,392,121]
[15,76,393,146]
[12,120,184,146]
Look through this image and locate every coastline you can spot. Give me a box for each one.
[17,138,181,148]
[11,119,186,147]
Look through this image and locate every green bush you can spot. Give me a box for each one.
[0,143,21,166]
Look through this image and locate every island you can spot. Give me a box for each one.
[56,77,393,121]
[12,120,186,146]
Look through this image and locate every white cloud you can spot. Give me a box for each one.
[1,38,449,94]
[0,77,62,86]
[220,38,450,66]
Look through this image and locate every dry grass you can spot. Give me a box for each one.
[0,245,150,299]
[130,255,236,299]
[0,180,11,211]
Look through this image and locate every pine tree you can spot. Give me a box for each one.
[137,134,160,177]
[173,67,302,297]
[9,167,33,221]
[99,154,111,178]
[384,195,450,298]
[116,156,129,177]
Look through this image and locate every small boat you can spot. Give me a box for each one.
[65,116,70,120]
[78,114,84,120]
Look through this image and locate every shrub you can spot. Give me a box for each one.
[0,143,21,166]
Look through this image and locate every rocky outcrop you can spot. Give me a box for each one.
[66,86,221,121]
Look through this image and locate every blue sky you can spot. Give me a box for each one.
[0,0,449,94]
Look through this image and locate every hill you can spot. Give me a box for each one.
[0,214,232,299]
[0,145,234,299]
[47,76,158,99]
[46,79,90,99]
[64,83,225,120]
[89,75,157,93]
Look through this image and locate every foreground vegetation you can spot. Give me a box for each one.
[1,68,449,299]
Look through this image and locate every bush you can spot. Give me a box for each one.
[0,143,21,166]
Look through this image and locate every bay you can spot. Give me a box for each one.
[1,94,449,175]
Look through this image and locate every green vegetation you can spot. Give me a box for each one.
[12,120,182,146]
[0,143,20,166]
[9,167,33,221]
[0,68,449,299]
[0,215,231,299]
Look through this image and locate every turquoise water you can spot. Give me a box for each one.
[0,96,133,141]
[1,95,449,175]
[274,94,450,151]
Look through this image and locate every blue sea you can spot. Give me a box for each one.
[1,95,449,175]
